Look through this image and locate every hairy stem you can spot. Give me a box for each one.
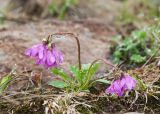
[48,32,82,70]
[87,58,115,76]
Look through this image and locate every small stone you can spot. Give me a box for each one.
[157,60,160,67]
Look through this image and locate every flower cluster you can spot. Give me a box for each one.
[106,74,136,96]
[25,43,63,68]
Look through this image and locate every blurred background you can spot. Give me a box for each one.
[0,0,120,23]
[0,0,160,31]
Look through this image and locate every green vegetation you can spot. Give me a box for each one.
[118,0,160,25]
[110,27,159,66]
[0,10,5,24]
[48,0,78,19]
[49,63,109,92]
[0,75,12,95]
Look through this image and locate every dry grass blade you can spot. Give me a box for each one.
[129,90,139,109]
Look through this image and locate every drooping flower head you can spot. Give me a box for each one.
[105,74,136,96]
[25,41,63,68]
[121,74,136,90]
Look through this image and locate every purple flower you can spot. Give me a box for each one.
[105,74,136,96]
[121,75,136,90]
[25,43,63,68]
[25,43,46,58]
[52,44,64,67]
[106,79,126,96]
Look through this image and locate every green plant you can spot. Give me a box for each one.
[37,33,112,92]
[117,0,160,25]
[49,63,106,92]
[111,28,158,66]
[48,0,77,19]
[0,75,12,95]
[134,75,147,91]
[0,10,5,24]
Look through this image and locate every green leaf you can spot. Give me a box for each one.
[145,48,157,56]
[130,54,146,63]
[123,38,132,45]
[113,57,121,63]
[126,43,137,51]
[113,50,122,58]
[95,79,111,84]
[70,66,82,82]
[59,0,77,19]
[51,68,71,81]
[82,63,100,88]
[48,0,57,14]
[132,30,147,41]
[0,75,12,95]
[48,80,68,88]
[70,66,79,77]
[134,76,147,91]
[88,63,100,77]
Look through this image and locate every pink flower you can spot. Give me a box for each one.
[121,75,136,90]
[52,44,64,66]
[105,74,136,96]
[25,43,63,68]
[25,43,46,59]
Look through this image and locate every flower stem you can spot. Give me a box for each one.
[87,58,115,76]
[47,32,82,70]
[80,58,115,90]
